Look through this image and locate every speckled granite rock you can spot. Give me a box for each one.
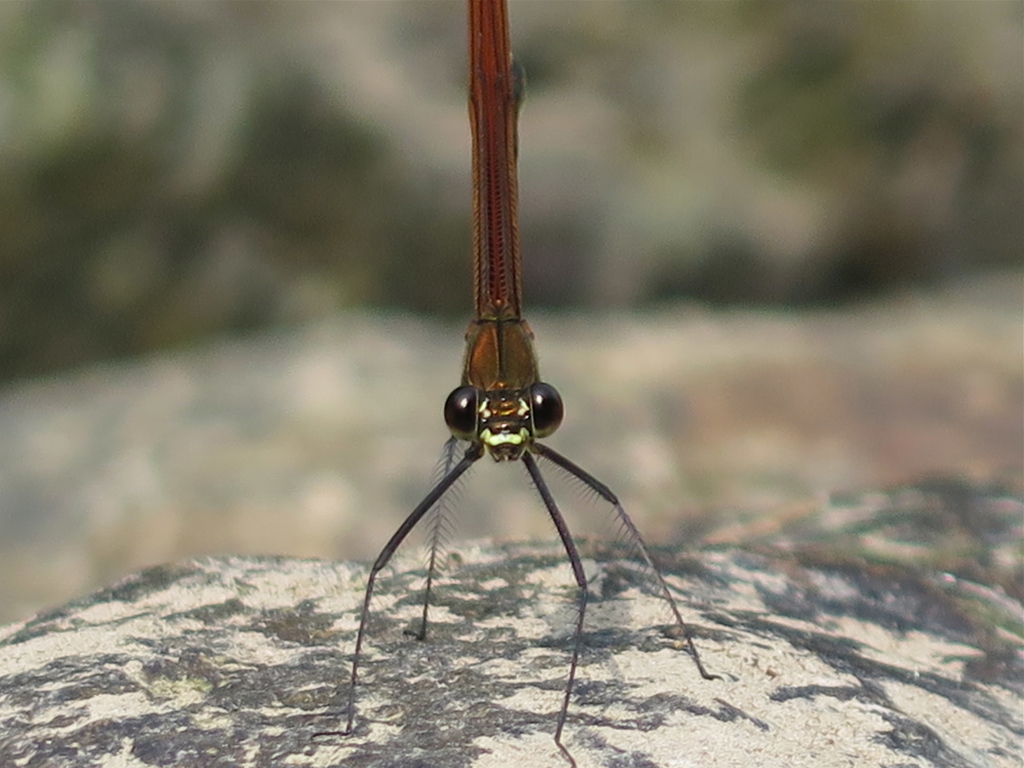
[1,483,1020,767]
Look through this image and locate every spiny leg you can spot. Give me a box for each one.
[416,437,464,640]
[328,442,483,736]
[522,451,587,768]
[532,442,717,681]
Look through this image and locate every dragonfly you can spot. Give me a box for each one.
[339,0,714,763]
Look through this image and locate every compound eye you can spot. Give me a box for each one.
[444,386,479,440]
[530,382,564,438]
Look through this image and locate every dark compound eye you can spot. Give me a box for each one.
[530,382,563,438]
[444,385,479,440]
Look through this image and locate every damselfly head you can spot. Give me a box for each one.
[443,382,564,462]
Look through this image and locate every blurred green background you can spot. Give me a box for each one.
[1,0,1020,385]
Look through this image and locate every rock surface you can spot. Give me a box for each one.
[1,483,1020,768]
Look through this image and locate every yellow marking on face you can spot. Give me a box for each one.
[481,428,528,447]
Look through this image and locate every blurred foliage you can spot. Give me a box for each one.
[0,0,1020,383]
[729,0,1022,301]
